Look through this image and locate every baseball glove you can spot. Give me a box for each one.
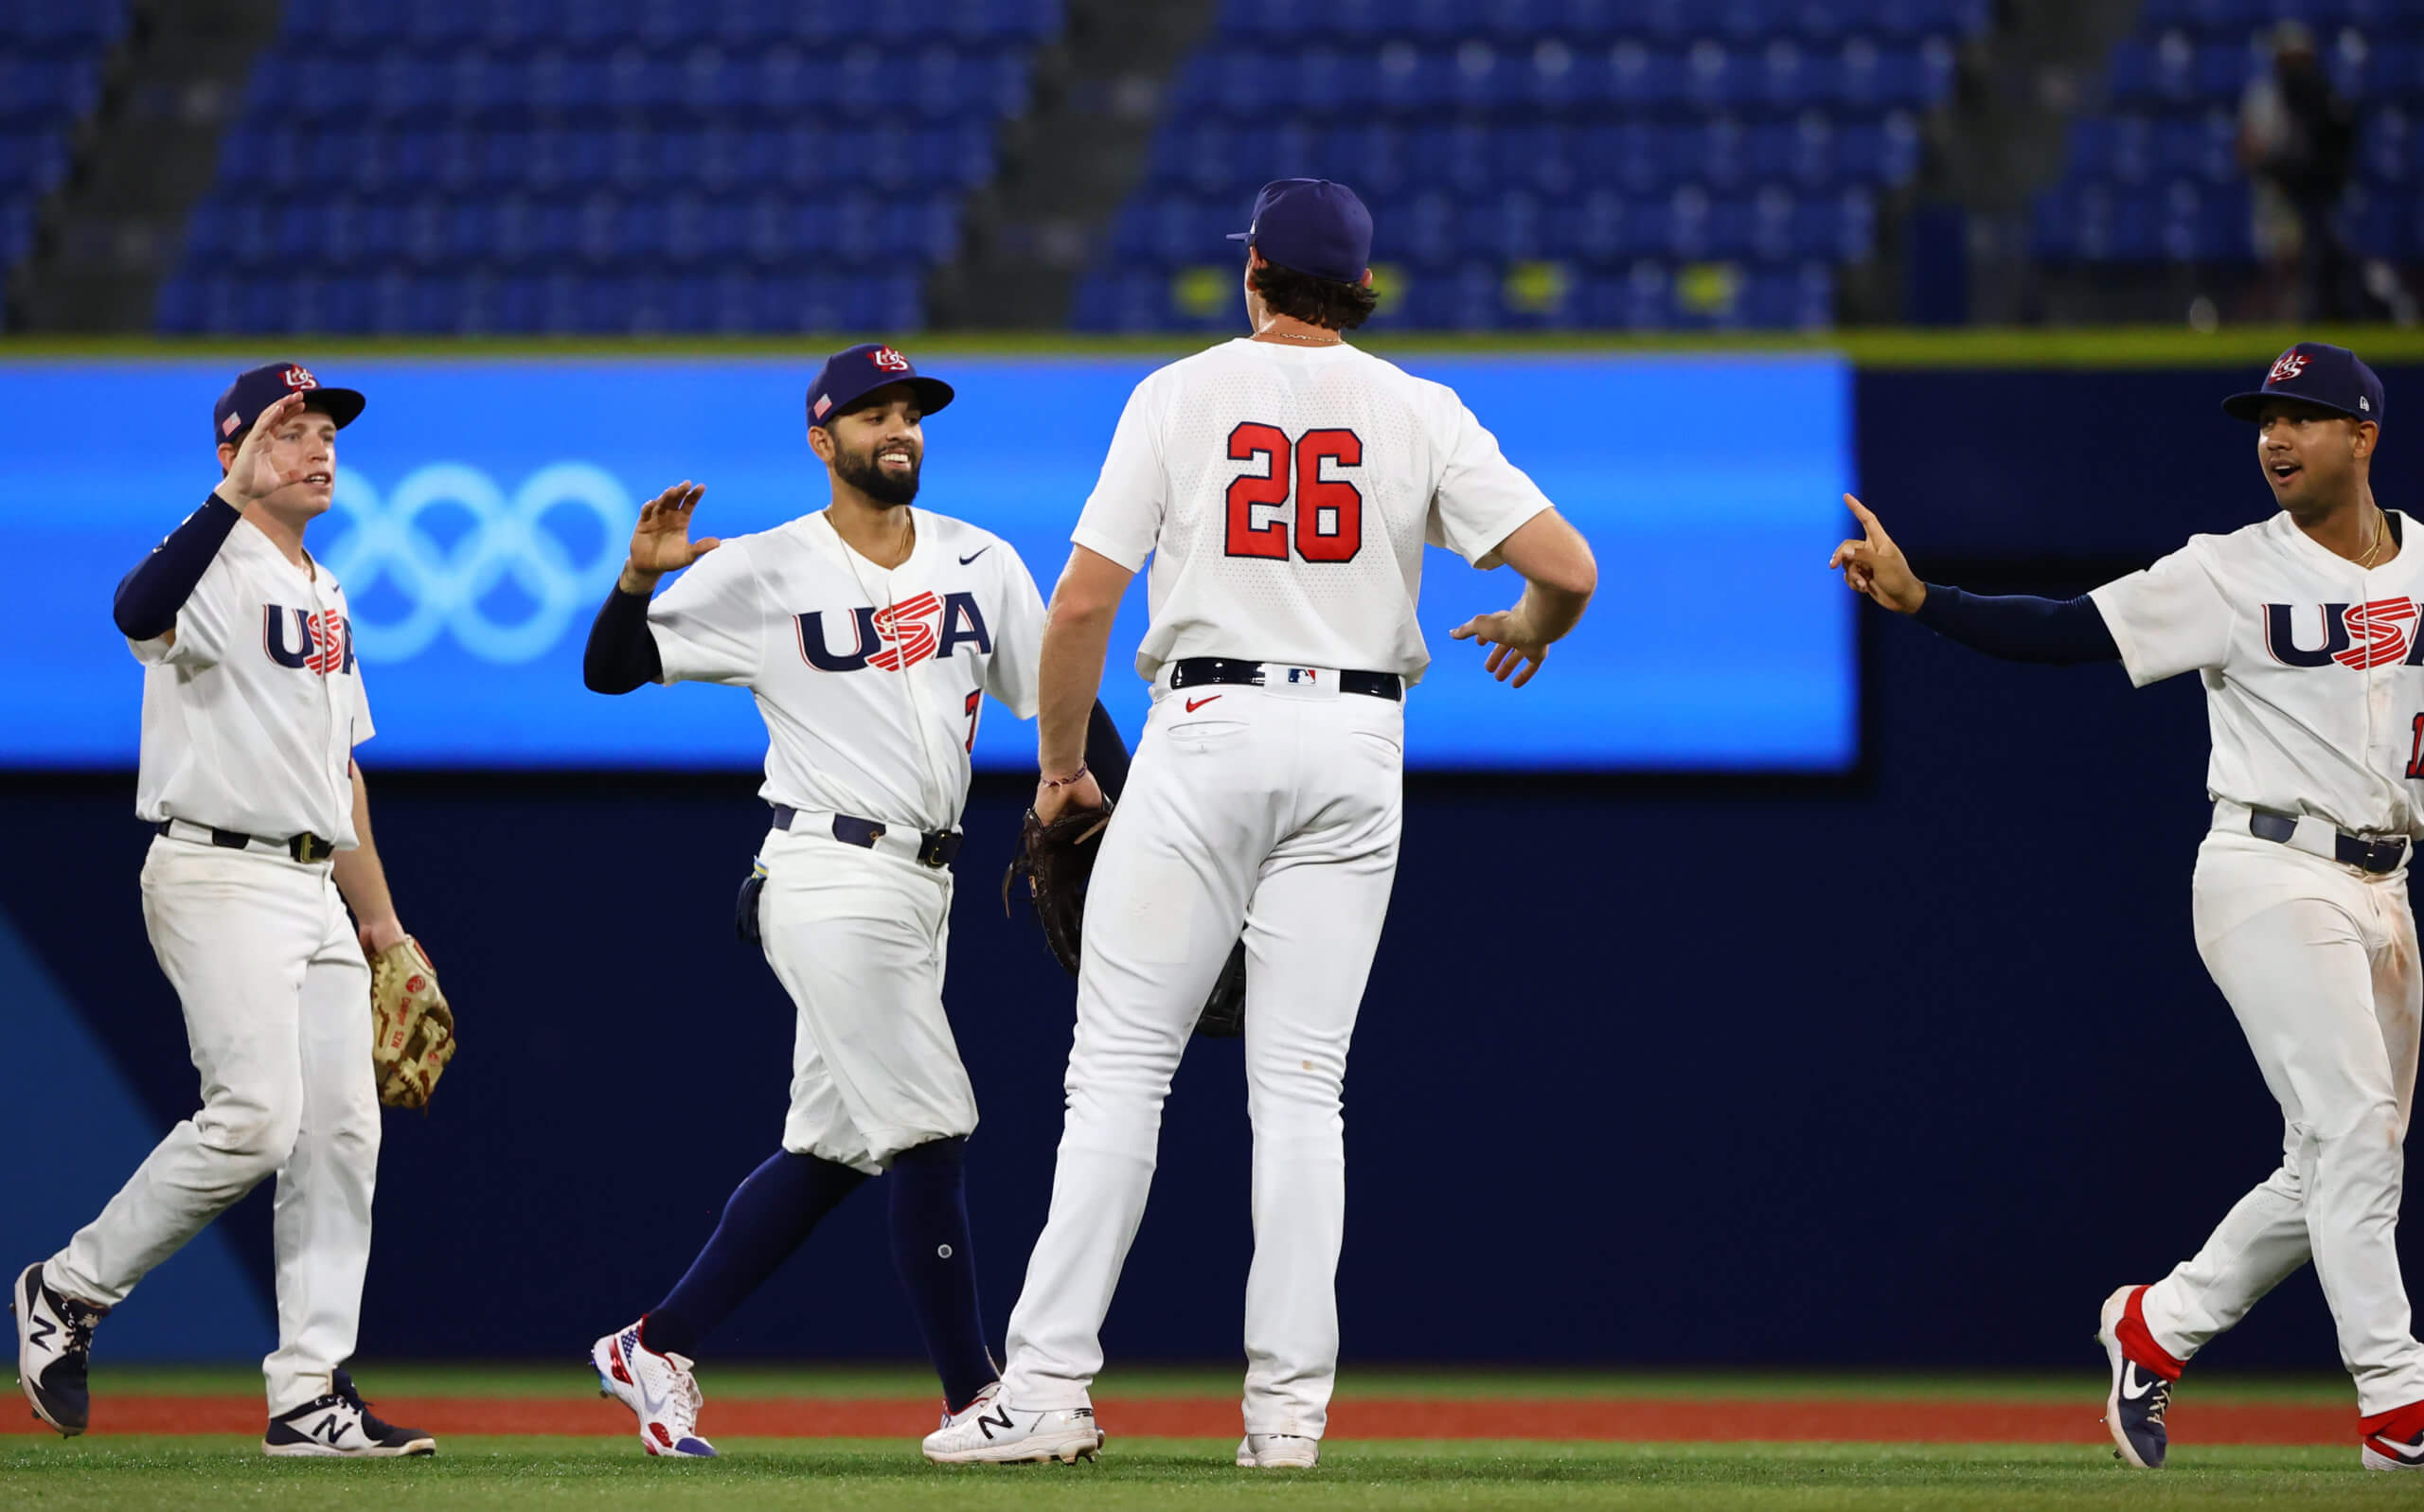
[1004,805,1247,1039]
[369,936,456,1110]
[1003,801,1114,975]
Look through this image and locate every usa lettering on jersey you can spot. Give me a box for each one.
[261,605,356,675]
[794,592,992,673]
[2265,599,2424,669]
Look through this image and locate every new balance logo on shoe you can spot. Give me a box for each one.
[976,1405,1015,1440]
[27,1316,52,1348]
[313,1414,346,1445]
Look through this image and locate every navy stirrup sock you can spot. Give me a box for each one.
[642,1150,867,1360]
[887,1137,995,1410]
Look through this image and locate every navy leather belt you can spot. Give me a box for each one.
[157,819,335,864]
[1168,657,1403,702]
[2247,809,2412,876]
[770,804,961,869]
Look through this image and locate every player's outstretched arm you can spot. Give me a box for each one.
[585,481,716,693]
[617,480,720,594]
[1829,495,2119,665]
[111,392,317,643]
[1828,494,1926,614]
[1449,508,1596,688]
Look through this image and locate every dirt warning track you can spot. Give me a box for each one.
[0,1396,2356,1445]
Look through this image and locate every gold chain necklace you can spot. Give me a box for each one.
[1261,328,1341,345]
[2360,506,2389,568]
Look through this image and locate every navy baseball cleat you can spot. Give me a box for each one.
[2097,1284,2181,1468]
[261,1368,435,1457]
[2361,1400,2424,1470]
[13,1262,107,1437]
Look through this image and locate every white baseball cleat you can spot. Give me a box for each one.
[13,1262,107,1437]
[592,1322,716,1458]
[260,1370,435,1457]
[921,1390,1103,1465]
[2362,1399,2424,1470]
[1237,1432,1321,1468]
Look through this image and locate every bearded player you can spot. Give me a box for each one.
[1832,343,2424,1472]
[13,365,436,1456]
[922,179,1598,1468]
[580,343,1131,1458]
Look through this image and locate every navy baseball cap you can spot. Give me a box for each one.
[1227,178,1373,286]
[2221,342,2384,426]
[806,343,954,431]
[212,361,364,444]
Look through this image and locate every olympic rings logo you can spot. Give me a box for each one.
[319,462,633,665]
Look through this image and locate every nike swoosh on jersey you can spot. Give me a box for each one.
[958,547,990,565]
[1185,695,1222,713]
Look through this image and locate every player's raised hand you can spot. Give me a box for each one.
[1450,605,1551,687]
[216,392,312,507]
[1829,494,1927,614]
[619,481,720,593]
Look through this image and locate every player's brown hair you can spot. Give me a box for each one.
[1249,260,1379,330]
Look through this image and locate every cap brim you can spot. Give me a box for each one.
[812,375,954,427]
[301,387,366,429]
[2221,390,2367,424]
[1225,230,1253,241]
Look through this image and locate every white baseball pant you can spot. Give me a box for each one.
[2139,826,2424,1414]
[999,677,1404,1438]
[755,820,977,1174]
[46,834,379,1415]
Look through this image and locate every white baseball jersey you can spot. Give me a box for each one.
[128,514,372,845]
[647,507,1044,832]
[1073,338,1554,684]
[2091,509,2424,836]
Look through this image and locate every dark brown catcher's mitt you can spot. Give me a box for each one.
[1005,803,1243,1039]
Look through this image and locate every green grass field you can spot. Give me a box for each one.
[0,1367,2396,1508]
[47,1361,2366,1405]
[2,1438,2410,1511]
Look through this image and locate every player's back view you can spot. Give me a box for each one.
[925,179,1598,1468]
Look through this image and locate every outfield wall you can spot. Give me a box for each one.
[4,334,2420,1372]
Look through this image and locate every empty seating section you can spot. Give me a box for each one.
[1075,0,1986,332]
[0,2,123,307]
[2036,0,2421,265]
[159,0,1062,334]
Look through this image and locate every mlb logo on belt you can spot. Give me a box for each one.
[1287,667,1319,685]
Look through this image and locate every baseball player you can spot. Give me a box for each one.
[1830,342,2424,1472]
[921,179,1598,1468]
[580,343,1129,1457]
[12,364,436,1457]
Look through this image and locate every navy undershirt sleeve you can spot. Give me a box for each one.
[582,583,662,694]
[1086,700,1132,801]
[112,492,242,641]
[1912,584,2121,665]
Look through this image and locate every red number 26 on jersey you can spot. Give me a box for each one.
[1225,423,1364,563]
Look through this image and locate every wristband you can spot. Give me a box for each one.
[1040,763,1089,789]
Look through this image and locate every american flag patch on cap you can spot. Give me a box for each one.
[812,394,832,418]
[222,413,241,436]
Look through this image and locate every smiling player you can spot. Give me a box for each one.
[13,363,437,1457]
[579,343,1130,1458]
[1831,342,2424,1472]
